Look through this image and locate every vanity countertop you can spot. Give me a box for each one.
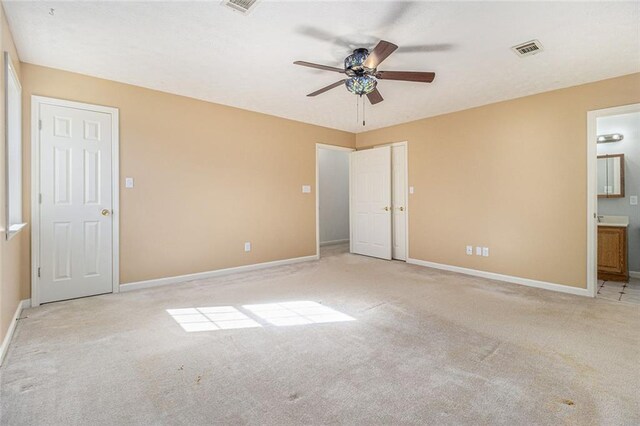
[597,215,629,227]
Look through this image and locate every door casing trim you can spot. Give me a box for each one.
[30,96,120,306]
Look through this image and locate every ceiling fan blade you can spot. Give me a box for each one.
[376,71,436,83]
[307,80,346,97]
[367,88,384,105]
[363,40,398,69]
[294,26,355,49]
[396,43,454,53]
[294,61,344,73]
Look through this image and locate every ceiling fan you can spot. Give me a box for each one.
[294,40,435,105]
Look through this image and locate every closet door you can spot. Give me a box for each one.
[350,146,392,260]
[39,103,114,303]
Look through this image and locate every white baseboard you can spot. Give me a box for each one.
[120,255,319,292]
[407,258,591,297]
[320,239,350,247]
[629,271,640,279]
[0,299,31,366]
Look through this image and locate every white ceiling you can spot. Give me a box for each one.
[4,1,640,133]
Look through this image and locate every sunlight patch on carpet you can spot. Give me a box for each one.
[243,301,355,326]
[167,301,355,332]
[167,306,262,332]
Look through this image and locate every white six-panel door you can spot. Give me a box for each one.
[392,144,407,260]
[350,146,392,260]
[39,103,113,303]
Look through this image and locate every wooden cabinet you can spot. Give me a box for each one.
[598,226,628,281]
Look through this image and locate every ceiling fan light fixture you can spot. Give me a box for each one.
[294,39,436,107]
[345,76,377,95]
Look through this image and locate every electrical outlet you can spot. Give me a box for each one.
[631,196,638,206]
[125,177,134,188]
[466,245,473,255]
[409,186,414,194]
[244,242,251,252]
[482,247,489,257]
[476,246,482,256]
[302,185,311,193]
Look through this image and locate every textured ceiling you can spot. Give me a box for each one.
[4,1,640,133]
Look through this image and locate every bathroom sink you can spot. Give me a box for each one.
[597,215,629,227]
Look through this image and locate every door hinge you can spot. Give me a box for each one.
[39,193,42,204]
[37,267,41,278]
[38,119,42,130]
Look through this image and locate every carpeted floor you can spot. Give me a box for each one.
[2,243,639,425]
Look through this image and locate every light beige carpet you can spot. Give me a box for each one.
[1,244,639,425]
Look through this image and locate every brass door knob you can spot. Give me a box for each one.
[384,206,389,211]
[399,206,404,212]
[101,209,111,216]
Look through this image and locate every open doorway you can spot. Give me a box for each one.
[316,144,353,258]
[588,103,640,303]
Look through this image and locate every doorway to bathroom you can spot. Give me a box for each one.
[588,103,640,303]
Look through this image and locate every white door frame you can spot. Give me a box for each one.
[586,102,640,298]
[30,96,120,306]
[315,143,354,257]
[374,141,410,261]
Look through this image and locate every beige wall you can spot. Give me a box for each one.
[0,6,25,345]
[18,64,354,296]
[357,73,640,288]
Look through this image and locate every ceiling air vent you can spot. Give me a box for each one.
[222,0,259,14]
[511,40,543,57]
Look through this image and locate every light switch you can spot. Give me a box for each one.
[302,185,311,193]
[482,247,490,257]
[466,245,473,255]
[409,186,414,194]
[631,196,638,206]
[125,177,134,188]
[244,242,251,252]
[476,246,482,256]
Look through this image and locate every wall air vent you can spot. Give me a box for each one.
[511,40,544,57]
[222,0,259,14]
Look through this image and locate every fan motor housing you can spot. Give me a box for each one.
[344,48,375,77]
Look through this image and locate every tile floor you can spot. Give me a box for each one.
[597,278,640,304]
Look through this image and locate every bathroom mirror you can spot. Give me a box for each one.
[597,154,625,198]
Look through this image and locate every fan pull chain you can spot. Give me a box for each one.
[355,95,366,127]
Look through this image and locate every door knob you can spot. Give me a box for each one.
[101,209,111,216]
[399,206,404,212]
[384,206,389,211]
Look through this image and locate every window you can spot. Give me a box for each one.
[5,52,24,239]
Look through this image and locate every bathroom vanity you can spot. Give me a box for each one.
[597,215,629,282]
